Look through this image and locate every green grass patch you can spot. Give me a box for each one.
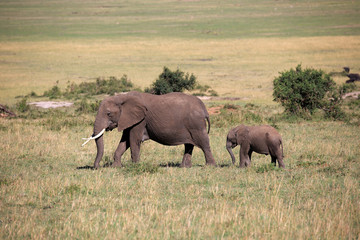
[1,0,359,41]
[121,162,162,176]
[255,163,282,173]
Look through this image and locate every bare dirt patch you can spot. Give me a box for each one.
[207,106,222,115]
[342,91,360,99]
[197,96,243,101]
[29,101,73,109]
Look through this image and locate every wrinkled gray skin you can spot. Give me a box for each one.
[226,125,285,168]
[92,91,216,169]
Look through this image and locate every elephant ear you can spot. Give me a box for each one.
[227,127,237,142]
[117,96,146,131]
[236,125,250,145]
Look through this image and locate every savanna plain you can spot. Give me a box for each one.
[0,0,360,239]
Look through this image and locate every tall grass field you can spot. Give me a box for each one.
[1,0,360,239]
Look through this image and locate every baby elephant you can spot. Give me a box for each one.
[226,125,285,168]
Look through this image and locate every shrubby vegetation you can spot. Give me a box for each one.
[273,64,355,120]
[145,66,218,96]
[43,75,135,99]
[12,65,359,126]
[39,67,218,100]
[15,97,30,113]
[145,66,197,94]
[18,67,218,115]
[75,99,101,114]
[273,64,333,115]
[12,68,219,120]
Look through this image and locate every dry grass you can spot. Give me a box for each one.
[1,36,359,104]
[1,0,360,238]
[0,116,359,239]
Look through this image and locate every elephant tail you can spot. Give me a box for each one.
[206,115,211,134]
[280,139,284,158]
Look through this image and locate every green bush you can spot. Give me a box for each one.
[15,97,30,113]
[192,84,219,96]
[43,85,62,99]
[64,75,134,98]
[273,64,335,116]
[75,99,101,114]
[145,67,197,95]
[40,75,135,100]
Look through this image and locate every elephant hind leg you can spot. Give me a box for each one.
[191,129,216,166]
[201,146,216,166]
[180,144,194,168]
[268,139,285,168]
[277,155,285,168]
[270,149,285,168]
[271,155,277,166]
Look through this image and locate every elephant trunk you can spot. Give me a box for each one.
[226,141,236,165]
[92,111,108,168]
[94,135,104,169]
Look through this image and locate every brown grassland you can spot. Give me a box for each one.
[1,36,360,104]
[1,0,360,239]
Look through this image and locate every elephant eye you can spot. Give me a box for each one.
[107,111,111,117]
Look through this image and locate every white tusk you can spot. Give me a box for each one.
[82,128,106,147]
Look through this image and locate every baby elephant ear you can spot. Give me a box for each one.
[236,125,250,144]
[117,96,146,132]
[227,128,237,141]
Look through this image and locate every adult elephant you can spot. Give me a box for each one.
[86,91,216,169]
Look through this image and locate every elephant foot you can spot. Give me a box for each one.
[93,163,100,169]
[205,161,217,167]
[239,163,248,168]
[180,161,192,168]
[180,158,192,168]
[277,159,285,168]
[111,161,123,168]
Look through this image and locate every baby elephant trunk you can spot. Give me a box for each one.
[226,141,236,164]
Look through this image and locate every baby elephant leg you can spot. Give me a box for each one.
[270,145,285,168]
[239,145,251,168]
[277,154,285,168]
[271,156,277,166]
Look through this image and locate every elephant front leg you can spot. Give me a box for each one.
[112,141,129,167]
[129,135,142,163]
[129,121,146,163]
[180,144,194,168]
[239,155,250,168]
[112,130,130,167]
[239,145,251,168]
